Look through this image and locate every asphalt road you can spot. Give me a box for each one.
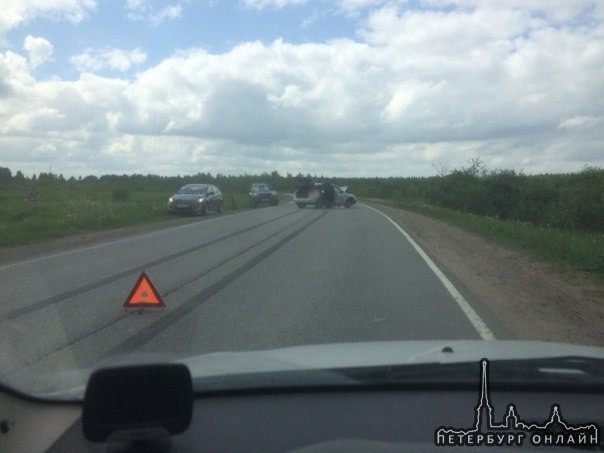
[0,202,493,393]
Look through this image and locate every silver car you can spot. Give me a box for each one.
[293,181,357,208]
[167,184,224,215]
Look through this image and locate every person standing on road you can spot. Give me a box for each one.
[323,182,335,208]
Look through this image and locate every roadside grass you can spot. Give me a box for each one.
[373,198,604,277]
[0,186,255,248]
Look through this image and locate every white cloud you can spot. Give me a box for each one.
[0,0,96,40]
[426,0,602,23]
[125,0,146,10]
[70,48,147,72]
[1,1,604,177]
[241,0,308,10]
[23,35,53,68]
[336,0,390,15]
[558,116,601,129]
[149,4,182,25]
[125,0,183,25]
[361,5,530,51]
[0,51,35,97]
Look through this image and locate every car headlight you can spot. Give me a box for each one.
[197,197,205,203]
[168,197,174,203]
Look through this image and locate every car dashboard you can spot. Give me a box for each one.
[2,377,603,452]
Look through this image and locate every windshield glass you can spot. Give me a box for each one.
[0,1,603,401]
[177,186,207,195]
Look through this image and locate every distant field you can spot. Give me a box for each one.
[0,186,253,248]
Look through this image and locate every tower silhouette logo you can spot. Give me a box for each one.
[434,359,600,447]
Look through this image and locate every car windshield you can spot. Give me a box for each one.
[177,186,206,195]
[0,1,603,404]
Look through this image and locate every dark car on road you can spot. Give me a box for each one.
[167,184,223,216]
[293,181,357,209]
[248,182,279,207]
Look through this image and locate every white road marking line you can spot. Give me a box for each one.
[364,204,496,341]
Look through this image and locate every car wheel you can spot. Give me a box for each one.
[315,198,324,209]
[216,202,223,214]
[296,203,305,208]
[200,204,208,216]
[344,198,353,208]
[272,199,279,206]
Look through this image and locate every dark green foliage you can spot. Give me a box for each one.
[432,166,604,233]
[345,162,604,234]
[111,187,130,202]
[0,167,11,184]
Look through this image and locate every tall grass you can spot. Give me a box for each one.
[0,186,255,247]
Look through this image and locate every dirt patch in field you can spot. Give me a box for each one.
[369,202,604,347]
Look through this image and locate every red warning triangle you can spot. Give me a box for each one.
[123,271,165,308]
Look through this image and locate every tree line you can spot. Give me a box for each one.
[0,168,303,193]
[344,161,604,233]
[2,162,603,233]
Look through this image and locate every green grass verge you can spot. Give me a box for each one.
[0,186,255,248]
[375,198,604,277]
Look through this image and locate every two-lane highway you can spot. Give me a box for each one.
[0,202,495,395]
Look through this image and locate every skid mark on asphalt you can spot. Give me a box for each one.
[100,211,329,359]
[1,209,304,322]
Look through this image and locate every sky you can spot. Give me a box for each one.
[0,0,603,178]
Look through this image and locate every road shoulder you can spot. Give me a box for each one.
[0,216,207,267]
[367,202,604,347]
